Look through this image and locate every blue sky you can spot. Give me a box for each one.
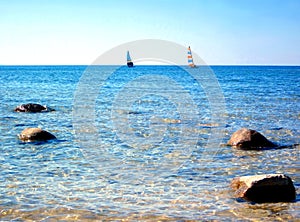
[1,0,299,65]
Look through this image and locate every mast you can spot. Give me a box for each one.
[187,46,196,68]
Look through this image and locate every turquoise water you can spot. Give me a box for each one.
[0,65,299,220]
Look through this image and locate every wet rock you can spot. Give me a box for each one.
[228,128,276,149]
[231,174,296,203]
[19,128,56,142]
[14,103,55,112]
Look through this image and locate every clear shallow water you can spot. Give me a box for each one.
[0,65,299,221]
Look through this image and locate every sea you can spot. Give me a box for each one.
[0,65,299,221]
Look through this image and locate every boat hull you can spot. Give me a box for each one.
[127,62,134,67]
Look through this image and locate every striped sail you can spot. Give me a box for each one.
[187,46,196,68]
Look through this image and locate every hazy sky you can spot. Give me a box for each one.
[1,0,299,65]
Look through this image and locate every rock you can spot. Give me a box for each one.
[19,128,56,142]
[231,174,296,203]
[228,128,276,149]
[14,103,55,112]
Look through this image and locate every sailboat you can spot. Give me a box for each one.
[187,46,196,68]
[127,51,134,67]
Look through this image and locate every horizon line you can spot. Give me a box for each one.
[1,64,300,66]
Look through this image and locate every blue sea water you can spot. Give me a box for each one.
[0,65,299,220]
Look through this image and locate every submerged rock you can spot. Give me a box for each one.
[228,128,276,149]
[19,128,56,142]
[14,103,55,112]
[231,174,296,203]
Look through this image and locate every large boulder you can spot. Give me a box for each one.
[19,128,56,142]
[231,174,296,203]
[14,103,55,112]
[228,128,276,149]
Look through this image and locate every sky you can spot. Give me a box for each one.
[0,0,299,65]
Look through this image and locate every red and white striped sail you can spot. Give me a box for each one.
[187,46,196,68]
